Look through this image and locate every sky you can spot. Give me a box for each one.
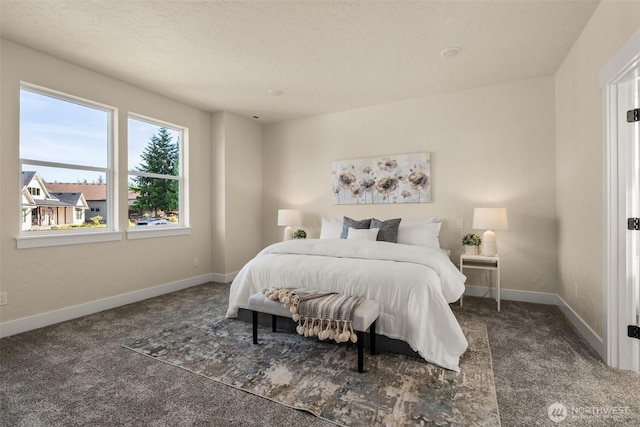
[20,88,180,184]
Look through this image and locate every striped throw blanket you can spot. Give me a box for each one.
[264,287,364,343]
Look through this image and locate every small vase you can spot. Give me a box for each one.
[464,245,478,255]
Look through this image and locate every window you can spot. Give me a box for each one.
[17,83,189,248]
[18,83,118,247]
[127,115,188,232]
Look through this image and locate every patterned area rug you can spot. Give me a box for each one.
[124,317,500,426]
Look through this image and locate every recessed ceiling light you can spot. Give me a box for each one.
[268,89,284,96]
[440,47,461,58]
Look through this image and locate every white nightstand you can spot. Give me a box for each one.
[459,254,501,311]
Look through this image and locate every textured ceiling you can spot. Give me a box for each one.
[0,1,599,123]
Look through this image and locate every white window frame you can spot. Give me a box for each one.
[126,113,190,240]
[17,82,122,249]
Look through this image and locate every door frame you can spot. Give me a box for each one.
[601,28,640,371]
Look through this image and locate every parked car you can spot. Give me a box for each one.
[136,219,168,226]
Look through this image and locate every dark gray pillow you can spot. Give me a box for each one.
[340,217,371,239]
[370,218,401,243]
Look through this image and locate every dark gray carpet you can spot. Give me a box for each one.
[1,282,639,426]
[451,297,640,426]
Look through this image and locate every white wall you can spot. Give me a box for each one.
[0,40,215,323]
[262,76,558,294]
[211,111,263,276]
[555,1,640,338]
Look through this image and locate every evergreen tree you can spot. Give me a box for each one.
[130,127,179,217]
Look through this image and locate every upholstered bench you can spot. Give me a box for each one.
[248,292,380,373]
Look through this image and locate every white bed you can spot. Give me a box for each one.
[226,238,468,371]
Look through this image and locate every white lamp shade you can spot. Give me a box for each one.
[277,209,302,226]
[473,208,508,257]
[472,208,508,230]
[277,209,301,241]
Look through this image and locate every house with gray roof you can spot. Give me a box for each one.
[46,182,108,223]
[21,171,89,231]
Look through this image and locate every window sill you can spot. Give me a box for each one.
[17,231,123,249]
[126,226,192,240]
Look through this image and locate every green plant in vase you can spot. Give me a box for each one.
[293,229,307,239]
[462,233,481,255]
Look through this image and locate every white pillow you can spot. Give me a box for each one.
[397,221,441,248]
[400,217,438,225]
[319,218,343,239]
[347,227,380,241]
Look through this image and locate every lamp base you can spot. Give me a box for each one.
[480,230,497,256]
[283,226,293,241]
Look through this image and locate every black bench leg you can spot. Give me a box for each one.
[370,321,376,355]
[252,310,258,344]
[272,315,277,332]
[357,331,364,373]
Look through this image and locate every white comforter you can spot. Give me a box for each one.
[226,239,468,371]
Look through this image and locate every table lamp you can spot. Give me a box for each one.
[472,208,508,256]
[277,209,301,241]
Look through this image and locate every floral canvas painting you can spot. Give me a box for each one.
[332,152,431,204]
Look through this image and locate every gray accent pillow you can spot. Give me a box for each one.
[370,218,401,243]
[340,217,371,239]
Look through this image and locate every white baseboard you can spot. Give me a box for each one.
[211,270,238,284]
[464,285,559,305]
[465,286,604,360]
[0,273,217,338]
[556,295,604,359]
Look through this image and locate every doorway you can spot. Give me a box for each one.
[620,74,640,372]
[602,28,640,372]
